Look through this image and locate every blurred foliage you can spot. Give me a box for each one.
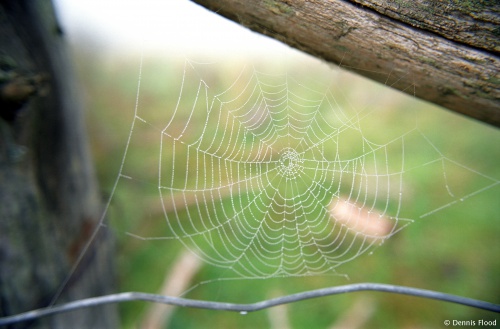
[72,45,499,329]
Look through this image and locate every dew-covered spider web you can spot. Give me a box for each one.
[108,57,499,282]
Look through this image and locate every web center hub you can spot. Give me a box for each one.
[279,148,303,178]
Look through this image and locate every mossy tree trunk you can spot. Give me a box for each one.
[0,1,118,328]
[191,0,500,127]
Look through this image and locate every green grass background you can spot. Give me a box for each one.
[74,49,499,329]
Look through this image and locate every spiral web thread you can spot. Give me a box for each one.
[117,59,499,280]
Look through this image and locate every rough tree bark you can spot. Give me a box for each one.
[191,0,500,127]
[0,1,118,328]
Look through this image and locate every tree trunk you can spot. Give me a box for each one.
[190,0,500,127]
[0,1,118,328]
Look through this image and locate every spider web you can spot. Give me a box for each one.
[111,57,499,281]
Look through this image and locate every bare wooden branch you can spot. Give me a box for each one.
[190,0,500,127]
[353,0,499,53]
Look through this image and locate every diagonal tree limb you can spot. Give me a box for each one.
[190,0,500,127]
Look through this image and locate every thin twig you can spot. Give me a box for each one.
[0,283,498,326]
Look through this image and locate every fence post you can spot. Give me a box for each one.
[0,1,118,327]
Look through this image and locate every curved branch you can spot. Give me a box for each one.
[0,283,498,326]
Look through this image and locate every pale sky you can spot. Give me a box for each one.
[53,0,298,58]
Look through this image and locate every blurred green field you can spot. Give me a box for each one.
[74,49,499,329]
